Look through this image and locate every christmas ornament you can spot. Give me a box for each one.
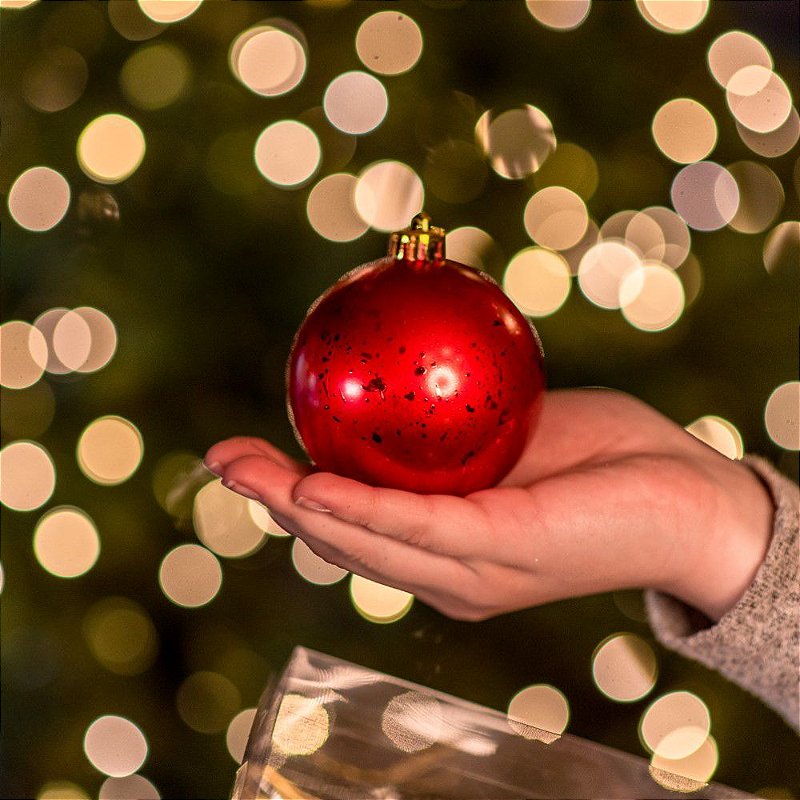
[287,213,545,496]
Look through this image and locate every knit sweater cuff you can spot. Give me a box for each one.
[645,455,799,730]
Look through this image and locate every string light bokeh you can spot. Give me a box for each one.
[1,1,797,798]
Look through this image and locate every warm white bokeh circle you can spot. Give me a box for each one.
[306,173,368,242]
[159,544,222,607]
[255,121,320,187]
[77,415,144,485]
[0,440,56,511]
[356,11,423,75]
[0,320,48,389]
[350,574,413,623]
[503,247,571,317]
[83,715,148,777]
[34,506,100,578]
[78,114,146,184]
[323,71,388,135]
[764,382,800,450]
[354,161,424,232]
[8,167,71,232]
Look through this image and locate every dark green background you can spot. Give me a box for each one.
[2,1,798,797]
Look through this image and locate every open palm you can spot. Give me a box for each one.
[205,389,772,622]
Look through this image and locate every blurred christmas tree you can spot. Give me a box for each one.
[1,1,798,798]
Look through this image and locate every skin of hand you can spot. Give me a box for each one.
[204,389,774,623]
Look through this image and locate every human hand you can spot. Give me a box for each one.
[204,389,773,622]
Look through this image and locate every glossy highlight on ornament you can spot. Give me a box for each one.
[287,213,545,496]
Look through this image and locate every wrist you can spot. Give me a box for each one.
[669,457,774,622]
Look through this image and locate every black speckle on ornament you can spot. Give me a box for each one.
[372,432,382,444]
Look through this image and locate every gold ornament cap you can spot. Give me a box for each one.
[388,212,446,263]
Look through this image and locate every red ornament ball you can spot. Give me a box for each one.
[287,215,545,496]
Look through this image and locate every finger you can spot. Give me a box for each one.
[291,471,491,559]
[221,456,470,598]
[204,436,307,477]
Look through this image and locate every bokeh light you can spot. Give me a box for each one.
[77,113,146,184]
[592,633,658,702]
[37,782,89,800]
[726,66,792,134]
[764,382,800,451]
[52,309,91,371]
[83,597,158,675]
[323,71,388,135]
[254,120,320,187]
[120,42,192,110]
[247,501,292,537]
[159,544,222,608]
[620,262,685,332]
[686,415,744,459]
[626,207,691,265]
[306,173,368,242]
[707,30,772,89]
[763,221,800,275]
[636,0,709,33]
[354,160,424,232]
[77,415,144,485]
[578,241,641,309]
[229,25,306,97]
[650,735,719,791]
[98,775,160,800]
[475,105,556,180]
[72,307,118,373]
[677,252,704,306]
[8,167,71,232]
[0,0,40,7]
[639,691,711,759]
[727,161,784,234]
[22,46,88,112]
[136,0,202,24]
[34,308,83,375]
[381,691,443,753]
[445,226,504,274]
[526,0,591,30]
[0,320,48,389]
[533,142,599,201]
[356,11,423,75]
[193,479,267,558]
[737,107,800,158]
[34,507,100,578]
[108,0,165,42]
[652,98,717,164]
[670,161,739,231]
[291,538,348,585]
[507,684,570,742]
[226,708,257,763]
[503,247,571,317]
[524,186,589,250]
[272,694,330,756]
[349,574,413,623]
[177,671,241,734]
[0,440,55,511]
[84,715,148,777]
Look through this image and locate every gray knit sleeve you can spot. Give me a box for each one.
[645,455,799,731]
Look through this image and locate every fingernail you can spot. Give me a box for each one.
[204,460,223,476]
[223,480,260,502]
[295,496,331,513]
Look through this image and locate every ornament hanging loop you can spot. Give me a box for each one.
[388,211,446,265]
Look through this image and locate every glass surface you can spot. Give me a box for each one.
[233,646,751,799]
